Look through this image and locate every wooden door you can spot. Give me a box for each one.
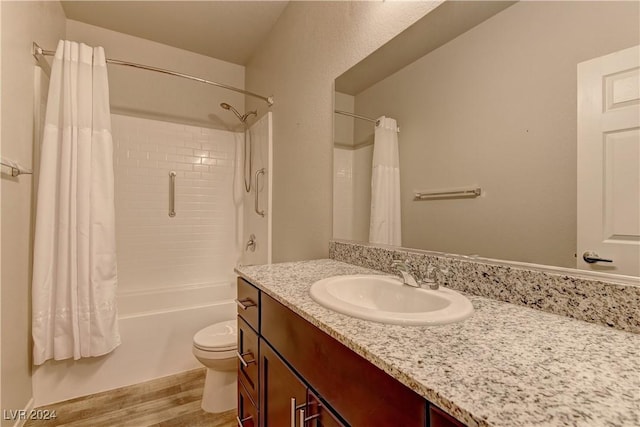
[259,339,307,427]
[577,45,640,276]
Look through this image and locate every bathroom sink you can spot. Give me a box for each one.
[309,275,473,326]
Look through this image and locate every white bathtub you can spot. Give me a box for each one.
[32,281,236,407]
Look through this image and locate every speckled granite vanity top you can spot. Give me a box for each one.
[235,259,640,427]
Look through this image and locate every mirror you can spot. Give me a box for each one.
[333,1,640,278]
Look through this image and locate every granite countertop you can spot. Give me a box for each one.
[235,259,640,427]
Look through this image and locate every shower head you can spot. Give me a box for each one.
[220,102,243,121]
[220,102,257,123]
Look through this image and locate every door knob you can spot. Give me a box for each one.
[582,251,613,264]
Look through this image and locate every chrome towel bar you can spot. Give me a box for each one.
[414,187,481,200]
[254,168,265,217]
[168,171,177,217]
[1,158,32,177]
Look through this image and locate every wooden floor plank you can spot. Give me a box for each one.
[24,369,236,427]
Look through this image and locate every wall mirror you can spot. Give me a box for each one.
[333,1,640,278]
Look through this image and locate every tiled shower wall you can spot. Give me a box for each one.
[111,114,239,294]
[333,145,373,243]
[333,148,355,240]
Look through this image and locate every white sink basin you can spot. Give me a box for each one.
[310,274,474,326]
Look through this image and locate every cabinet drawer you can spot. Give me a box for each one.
[238,316,259,406]
[238,380,259,427]
[237,277,260,332]
[261,293,427,427]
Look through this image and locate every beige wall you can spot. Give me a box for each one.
[353,1,640,268]
[67,20,246,131]
[0,0,66,421]
[245,1,440,262]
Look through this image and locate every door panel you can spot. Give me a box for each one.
[259,338,307,427]
[577,45,640,276]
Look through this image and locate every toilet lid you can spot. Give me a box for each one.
[193,320,237,351]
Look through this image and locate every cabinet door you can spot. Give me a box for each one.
[260,339,307,427]
[303,389,345,427]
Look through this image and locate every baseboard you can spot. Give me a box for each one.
[9,397,34,427]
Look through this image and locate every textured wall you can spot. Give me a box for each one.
[67,19,246,131]
[0,1,66,421]
[245,1,441,262]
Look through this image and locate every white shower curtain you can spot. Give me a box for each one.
[32,40,120,365]
[369,116,402,246]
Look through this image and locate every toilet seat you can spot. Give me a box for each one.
[193,320,237,352]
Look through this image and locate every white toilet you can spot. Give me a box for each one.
[192,319,238,413]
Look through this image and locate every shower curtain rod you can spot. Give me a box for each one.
[335,109,379,125]
[334,110,400,133]
[32,42,274,106]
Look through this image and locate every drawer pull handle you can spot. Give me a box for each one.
[299,408,320,426]
[290,398,305,427]
[236,415,252,426]
[298,409,320,427]
[236,298,257,310]
[237,351,256,368]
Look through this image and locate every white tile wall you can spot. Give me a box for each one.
[333,146,374,242]
[111,114,239,293]
[333,148,354,240]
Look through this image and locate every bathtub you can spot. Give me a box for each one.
[32,281,236,407]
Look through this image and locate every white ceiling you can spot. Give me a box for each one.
[61,1,289,65]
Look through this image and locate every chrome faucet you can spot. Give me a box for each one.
[421,265,449,290]
[391,260,420,288]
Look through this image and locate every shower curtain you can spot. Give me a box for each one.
[369,116,402,246]
[32,40,120,365]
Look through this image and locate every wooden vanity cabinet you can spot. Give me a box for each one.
[237,277,466,427]
[261,292,426,426]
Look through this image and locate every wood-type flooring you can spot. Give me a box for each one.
[23,368,237,427]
